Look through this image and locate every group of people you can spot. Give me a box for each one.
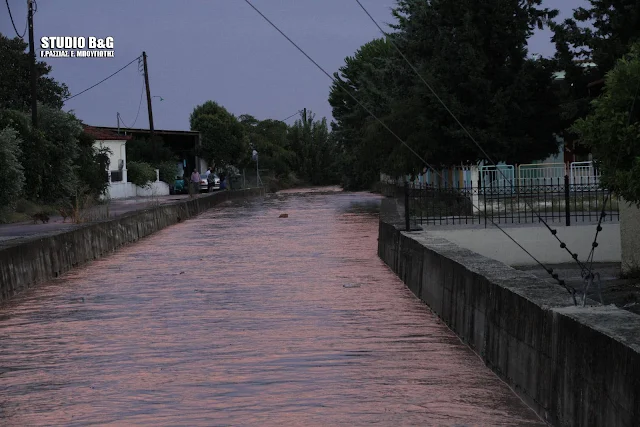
[188,167,228,194]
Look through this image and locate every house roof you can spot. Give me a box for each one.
[83,125,132,141]
[92,126,200,137]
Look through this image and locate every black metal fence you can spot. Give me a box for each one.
[381,176,620,229]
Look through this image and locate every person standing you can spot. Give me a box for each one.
[204,167,213,191]
[190,169,201,196]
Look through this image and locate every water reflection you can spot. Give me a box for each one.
[0,190,543,426]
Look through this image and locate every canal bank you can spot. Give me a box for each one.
[0,188,264,302]
[378,199,640,427]
[0,191,544,425]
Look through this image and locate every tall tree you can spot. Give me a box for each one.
[552,0,640,154]
[0,34,70,111]
[0,105,82,203]
[189,101,247,168]
[328,38,397,189]
[0,127,25,217]
[288,111,340,185]
[329,0,563,189]
[239,114,294,178]
[387,0,562,166]
[571,43,640,205]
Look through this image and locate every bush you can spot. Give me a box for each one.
[0,126,25,216]
[75,131,110,198]
[127,161,157,187]
[572,44,640,206]
[157,161,178,184]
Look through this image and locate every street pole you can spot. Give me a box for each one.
[302,107,306,124]
[142,51,155,160]
[28,0,37,128]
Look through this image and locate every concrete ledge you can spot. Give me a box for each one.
[378,214,640,427]
[0,188,264,302]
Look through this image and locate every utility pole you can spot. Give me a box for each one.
[28,0,37,128]
[302,108,307,124]
[142,51,155,160]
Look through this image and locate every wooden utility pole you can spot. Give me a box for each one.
[142,51,155,159]
[28,0,37,128]
[302,108,307,123]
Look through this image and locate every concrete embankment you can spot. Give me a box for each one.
[378,200,640,427]
[0,188,264,302]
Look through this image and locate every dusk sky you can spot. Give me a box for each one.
[2,0,586,131]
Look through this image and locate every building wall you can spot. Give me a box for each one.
[95,139,127,173]
[620,200,640,274]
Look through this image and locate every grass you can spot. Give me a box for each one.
[0,199,59,224]
[0,194,111,225]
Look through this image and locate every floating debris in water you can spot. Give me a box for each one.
[343,283,361,288]
[279,213,288,218]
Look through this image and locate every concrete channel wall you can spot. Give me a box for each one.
[0,188,264,303]
[378,202,640,427]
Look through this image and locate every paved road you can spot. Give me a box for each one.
[0,194,200,243]
[0,191,543,426]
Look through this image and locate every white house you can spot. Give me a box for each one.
[83,125,170,199]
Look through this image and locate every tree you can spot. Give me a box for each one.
[239,114,294,178]
[189,101,247,168]
[0,105,81,203]
[75,131,110,198]
[126,137,175,163]
[552,0,640,153]
[329,1,563,189]
[0,127,25,217]
[571,44,640,205]
[0,34,70,111]
[329,38,397,189]
[387,0,562,166]
[288,110,340,185]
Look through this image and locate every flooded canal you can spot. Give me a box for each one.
[0,190,544,426]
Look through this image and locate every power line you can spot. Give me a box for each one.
[118,79,145,129]
[5,0,27,38]
[353,0,590,294]
[63,55,142,103]
[280,111,302,122]
[242,0,579,303]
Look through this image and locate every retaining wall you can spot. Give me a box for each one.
[0,188,264,302]
[378,201,640,427]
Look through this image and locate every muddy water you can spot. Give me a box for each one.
[0,190,544,426]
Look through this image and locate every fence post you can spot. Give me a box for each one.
[404,181,410,231]
[564,174,571,226]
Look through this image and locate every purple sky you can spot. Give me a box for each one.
[2,0,585,131]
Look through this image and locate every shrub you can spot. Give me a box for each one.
[0,126,25,216]
[157,161,178,184]
[75,131,110,198]
[127,161,157,187]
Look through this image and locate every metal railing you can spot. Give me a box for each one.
[382,161,602,193]
[381,176,619,229]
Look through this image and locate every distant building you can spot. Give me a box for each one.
[83,125,170,199]
[89,126,205,178]
[83,125,131,183]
